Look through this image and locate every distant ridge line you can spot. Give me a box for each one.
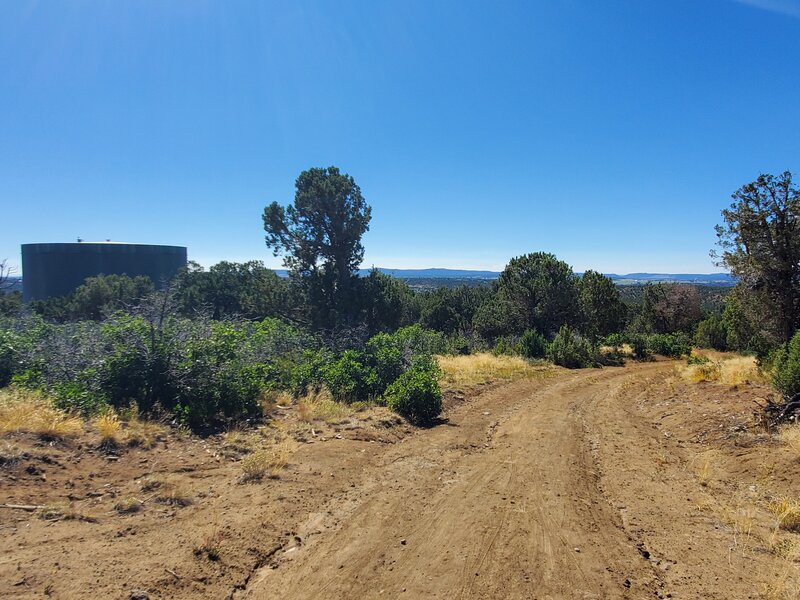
[271,268,735,285]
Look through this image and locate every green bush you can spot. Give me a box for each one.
[491,336,518,356]
[547,325,596,368]
[518,329,548,359]
[694,314,727,351]
[772,331,800,399]
[322,350,373,403]
[629,334,651,360]
[646,333,691,358]
[365,333,406,397]
[384,365,442,426]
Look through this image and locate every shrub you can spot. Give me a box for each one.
[694,314,727,351]
[547,325,596,369]
[491,336,518,357]
[322,350,373,403]
[772,331,800,399]
[365,333,406,396]
[384,366,442,426]
[518,329,548,359]
[630,335,651,361]
[646,333,691,358]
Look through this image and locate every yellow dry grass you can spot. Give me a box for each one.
[779,426,800,459]
[768,497,800,532]
[93,412,121,442]
[437,353,552,390]
[240,438,296,481]
[680,354,765,386]
[0,387,82,439]
[297,389,353,423]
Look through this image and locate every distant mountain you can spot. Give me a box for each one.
[273,268,735,286]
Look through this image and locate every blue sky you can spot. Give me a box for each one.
[2,0,799,274]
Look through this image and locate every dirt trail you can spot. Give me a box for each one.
[4,361,796,599]
[239,364,654,599]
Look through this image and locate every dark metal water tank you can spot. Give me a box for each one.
[21,242,188,302]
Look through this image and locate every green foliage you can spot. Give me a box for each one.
[0,291,22,317]
[646,333,692,358]
[494,253,579,337]
[175,261,289,320]
[322,350,373,403]
[0,329,18,387]
[771,331,800,399]
[358,270,418,335]
[491,336,518,357]
[547,325,596,369]
[384,364,442,426]
[694,314,727,350]
[577,270,626,339]
[629,335,651,361]
[518,329,548,359]
[263,166,371,329]
[715,171,800,343]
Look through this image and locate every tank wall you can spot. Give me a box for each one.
[21,243,187,302]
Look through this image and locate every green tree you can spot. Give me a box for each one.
[577,270,626,340]
[176,261,289,320]
[69,274,155,320]
[715,171,800,343]
[493,253,579,337]
[263,166,371,329]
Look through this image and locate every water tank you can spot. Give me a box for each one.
[21,242,188,302]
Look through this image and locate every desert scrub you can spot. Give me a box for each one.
[548,326,596,369]
[780,425,800,458]
[385,361,442,426]
[0,387,83,439]
[680,354,764,385]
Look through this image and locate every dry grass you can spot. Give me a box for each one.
[114,497,144,514]
[240,439,295,482]
[93,412,121,442]
[768,497,800,532]
[780,426,800,459]
[119,406,168,448]
[0,387,83,439]
[297,390,354,424]
[437,353,552,390]
[680,354,765,386]
[694,453,715,487]
[154,486,194,507]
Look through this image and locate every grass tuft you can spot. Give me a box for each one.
[93,412,121,442]
[0,387,83,439]
[297,390,353,423]
[768,497,800,532]
[240,439,295,482]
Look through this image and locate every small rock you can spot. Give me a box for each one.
[400,539,407,545]
[130,591,150,600]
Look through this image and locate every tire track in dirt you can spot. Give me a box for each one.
[240,364,667,600]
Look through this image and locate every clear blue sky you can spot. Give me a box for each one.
[2,0,799,275]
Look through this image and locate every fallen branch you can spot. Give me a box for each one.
[0,504,45,512]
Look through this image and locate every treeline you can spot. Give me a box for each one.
[2,166,798,429]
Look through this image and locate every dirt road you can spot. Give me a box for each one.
[239,362,790,600]
[4,361,796,599]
